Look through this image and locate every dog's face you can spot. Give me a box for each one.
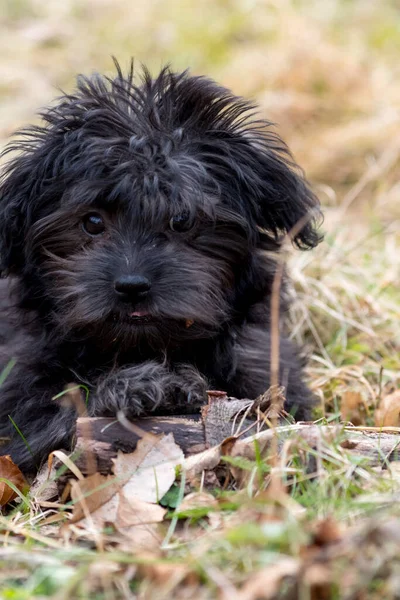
[0,64,321,351]
[27,168,250,348]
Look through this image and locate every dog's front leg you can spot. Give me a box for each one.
[0,371,77,474]
[224,324,314,420]
[93,361,208,417]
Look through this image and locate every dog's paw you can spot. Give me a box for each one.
[93,361,166,416]
[170,364,208,412]
[92,361,208,418]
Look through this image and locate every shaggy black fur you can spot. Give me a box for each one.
[0,63,322,473]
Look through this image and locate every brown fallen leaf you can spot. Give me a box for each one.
[237,558,299,600]
[69,433,184,551]
[312,517,343,547]
[118,524,164,553]
[178,491,219,515]
[70,472,120,523]
[302,564,333,600]
[117,491,166,527]
[71,433,183,523]
[137,559,197,587]
[74,490,166,551]
[183,445,222,481]
[112,433,184,503]
[116,494,166,551]
[0,455,27,506]
[75,488,167,530]
[375,390,400,427]
[341,389,368,425]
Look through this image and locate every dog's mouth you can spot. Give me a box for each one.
[110,311,195,328]
[112,310,157,325]
[126,310,156,325]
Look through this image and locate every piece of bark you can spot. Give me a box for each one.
[73,416,205,474]
[72,394,262,474]
[202,397,255,446]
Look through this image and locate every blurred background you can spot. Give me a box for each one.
[0,0,399,414]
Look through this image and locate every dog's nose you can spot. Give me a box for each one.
[114,275,151,302]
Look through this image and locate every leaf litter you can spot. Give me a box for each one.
[3,389,400,597]
[0,455,27,506]
[66,433,183,550]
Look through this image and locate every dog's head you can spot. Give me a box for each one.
[0,63,321,350]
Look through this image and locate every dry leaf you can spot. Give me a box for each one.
[117,491,166,526]
[375,390,400,427]
[178,491,219,514]
[75,490,166,551]
[238,558,299,600]
[183,446,222,479]
[112,433,184,502]
[137,559,196,587]
[70,433,183,551]
[70,472,120,522]
[312,517,342,546]
[303,564,333,600]
[76,489,166,529]
[75,491,120,530]
[117,523,163,552]
[341,390,368,425]
[0,455,27,505]
[71,433,183,524]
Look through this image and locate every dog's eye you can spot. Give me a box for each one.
[169,213,193,233]
[82,213,106,236]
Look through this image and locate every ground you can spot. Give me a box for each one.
[0,1,400,598]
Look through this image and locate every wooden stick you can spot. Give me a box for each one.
[71,416,400,476]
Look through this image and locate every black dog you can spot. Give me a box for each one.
[0,63,321,473]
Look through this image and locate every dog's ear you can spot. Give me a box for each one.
[255,140,321,249]
[0,107,68,275]
[229,131,322,250]
[181,78,322,249]
[0,148,42,275]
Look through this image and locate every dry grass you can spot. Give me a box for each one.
[0,0,400,598]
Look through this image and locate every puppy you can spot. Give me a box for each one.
[0,63,321,473]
